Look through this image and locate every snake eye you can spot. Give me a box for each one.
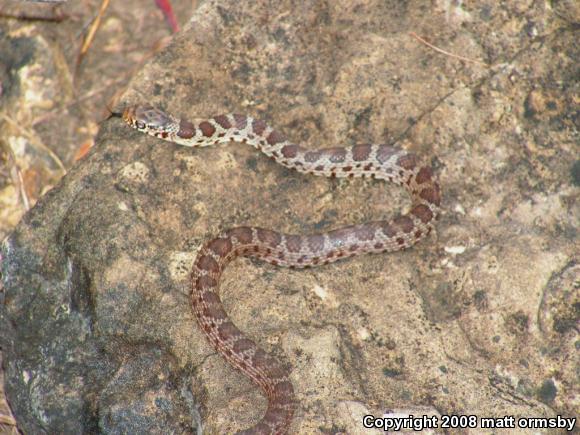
[135,121,146,129]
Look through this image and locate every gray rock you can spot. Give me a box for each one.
[2,0,578,434]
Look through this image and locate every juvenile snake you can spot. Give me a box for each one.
[121,105,441,434]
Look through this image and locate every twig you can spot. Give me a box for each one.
[0,414,17,425]
[0,9,68,22]
[75,0,111,78]
[410,32,489,67]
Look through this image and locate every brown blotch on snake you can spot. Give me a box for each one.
[420,186,441,206]
[196,275,217,289]
[122,104,441,435]
[252,118,267,136]
[280,144,299,158]
[266,130,286,145]
[230,227,253,244]
[415,166,434,184]
[233,113,248,129]
[178,119,196,139]
[207,237,232,257]
[307,234,325,252]
[214,114,232,129]
[354,225,375,241]
[394,215,415,234]
[327,147,346,163]
[197,255,219,273]
[376,144,398,163]
[411,204,434,223]
[199,121,216,137]
[352,143,372,161]
[285,235,302,253]
[257,228,282,247]
[304,150,323,163]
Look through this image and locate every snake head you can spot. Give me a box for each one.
[122,105,178,137]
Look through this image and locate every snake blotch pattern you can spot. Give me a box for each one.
[122,104,441,435]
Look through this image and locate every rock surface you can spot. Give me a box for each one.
[1,0,578,434]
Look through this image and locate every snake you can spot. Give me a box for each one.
[121,104,441,435]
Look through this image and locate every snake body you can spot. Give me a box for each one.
[122,105,441,435]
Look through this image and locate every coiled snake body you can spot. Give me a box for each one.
[122,105,441,434]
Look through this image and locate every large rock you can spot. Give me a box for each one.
[2,1,578,433]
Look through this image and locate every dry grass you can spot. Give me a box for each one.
[0,353,17,435]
